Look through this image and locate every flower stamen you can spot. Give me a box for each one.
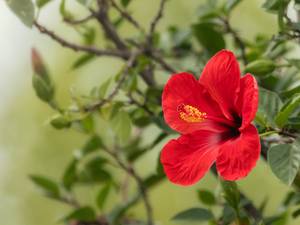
[177,104,207,123]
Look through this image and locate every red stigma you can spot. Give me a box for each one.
[177,103,185,112]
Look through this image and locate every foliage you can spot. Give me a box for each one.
[4,0,300,224]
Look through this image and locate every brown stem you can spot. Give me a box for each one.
[63,13,94,25]
[148,0,166,44]
[34,21,130,58]
[88,51,139,111]
[111,0,142,30]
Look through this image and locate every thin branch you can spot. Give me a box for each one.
[88,51,139,111]
[34,21,130,58]
[102,145,153,225]
[63,13,94,25]
[220,17,248,66]
[111,0,142,30]
[150,51,177,74]
[148,0,166,44]
[128,93,155,116]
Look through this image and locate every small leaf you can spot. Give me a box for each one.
[121,0,132,7]
[59,0,65,15]
[244,59,276,76]
[71,54,95,70]
[258,88,283,127]
[255,109,268,127]
[62,159,78,190]
[96,182,111,209]
[36,0,53,8]
[81,136,102,156]
[292,208,300,218]
[50,114,71,130]
[58,206,96,222]
[90,77,112,99]
[219,176,240,208]
[156,151,165,176]
[110,110,132,142]
[268,138,300,186]
[278,1,287,32]
[81,114,94,132]
[151,111,178,134]
[29,175,60,198]
[6,0,35,28]
[192,23,225,55]
[225,0,242,13]
[198,190,216,205]
[274,93,300,127]
[280,84,300,98]
[261,0,281,13]
[171,208,214,224]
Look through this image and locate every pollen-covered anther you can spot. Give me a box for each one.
[177,104,207,123]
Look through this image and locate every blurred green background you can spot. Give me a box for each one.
[0,0,300,224]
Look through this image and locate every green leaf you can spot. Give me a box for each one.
[149,132,168,149]
[261,0,281,13]
[285,58,300,70]
[280,84,300,98]
[255,109,268,127]
[278,1,289,32]
[71,54,95,70]
[219,176,240,208]
[132,116,152,128]
[225,0,242,12]
[192,23,225,55]
[96,182,111,210]
[196,5,219,20]
[81,114,94,132]
[90,77,112,99]
[274,93,300,127]
[151,111,177,134]
[244,59,276,76]
[292,208,300,218]
[121,0,132,7]
[110,110,132,142]
[258,88,283,127]
[50,114,71,130]
[83,27,96,45]
[29,175,60,198]
[198,190,216,205]
[58,206,96,222]
[62,159,78,190]
[6,0,35,28]
[268,138,300,186]
[156,151,165,176]
[59,0,65,15]
[80,136,102,156]
[171,208,214,224]
[32,74,54,103]
[36,0,53,8]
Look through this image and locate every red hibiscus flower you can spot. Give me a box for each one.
[161,50,260,186]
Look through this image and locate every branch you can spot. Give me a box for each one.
[148,0,166,44]
[220,17,248,66]
[111,0,142,30]
[63,13,94,25]
[128,92,155,116]
[34,21,130,58]
[102,145,153,225]
[150,51,177,74]
[88,51,139,111]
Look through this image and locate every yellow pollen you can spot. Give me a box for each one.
[179,105,207,123]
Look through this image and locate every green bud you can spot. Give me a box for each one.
[219,175,240,209]
[244,59,276,76]
[31,48,51,84]
[50,114,71,130]
[32,73,54,102]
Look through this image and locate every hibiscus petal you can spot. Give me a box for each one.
[216,124,260,181]
[236,74,259,131]
[162,72,230,134]
[199,50,240,121]
[161,130,222,186]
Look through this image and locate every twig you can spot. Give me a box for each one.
[220,17,248,66]
[128,93,155,116]
[102,145,153,225]
[88,51,139,111]
[111,0,142,30]
[148,0,166,44]
[34,21,130,58]
[150,51,177,74]
[63,13,94,25]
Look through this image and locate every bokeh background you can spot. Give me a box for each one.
[0,0,300,224]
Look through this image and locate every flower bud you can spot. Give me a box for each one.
[50,114,71,130]
[32,74,54,102]
[31,48,51,84]
[244,59,276,76]
[219,175,240,209]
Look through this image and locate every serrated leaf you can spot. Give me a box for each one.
[268,138,300,186]
[58,206,96,222]
[192,23,225,55]
[110,110,132,142]
[171,208,214,224]
[258,88,283,127]
[29,175,60,198]
[274,93,300,127]
[96,182,111,209]
[6,0,35,28]
[71,54,95,70]
[198,190,216,205]
[36,0,53,8]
